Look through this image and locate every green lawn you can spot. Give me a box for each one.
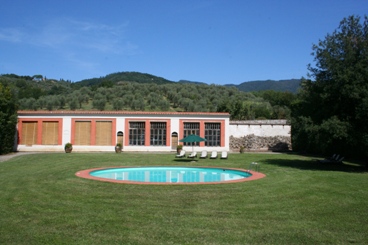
[0,152,367,245]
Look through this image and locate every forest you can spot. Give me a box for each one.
[0,72,297,120]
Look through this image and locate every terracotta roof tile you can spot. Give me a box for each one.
[17,110,230,116]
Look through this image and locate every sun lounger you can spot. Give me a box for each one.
[335,156,344,163]
[318,154,344,163]
[328,154,337,160]
[210,151,218,159]
[199,150,207,159]
[220,151,228,159]
[175,150,186,158]
[188,151,197,158]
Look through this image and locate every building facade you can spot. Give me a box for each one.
[17,110,230,152]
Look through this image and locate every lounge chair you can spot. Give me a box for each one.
[328,154,337,161]
[318,154,336,163]
[220,151,228,159]
[188,151,197,158]
[335,156,344,163]
[210,151,218,159]
[318,154,344,163]
[199,150,207,159]
[175,150,186,158]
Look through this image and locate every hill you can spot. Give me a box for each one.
[177,80,207,85]
[228,79,301,93]
[1,72,301,94]
[1,72,297,120]
[74,71,174,88]
[74,72,301,93]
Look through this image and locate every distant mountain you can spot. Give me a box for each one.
[74,71,175,87]
[1,71,302,98]
[178,80,207,85]
[227,79,301,93]
[73,72,301,93]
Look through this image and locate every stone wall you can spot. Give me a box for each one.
[230,134,292,152]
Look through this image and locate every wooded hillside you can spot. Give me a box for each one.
[0,72,297,120]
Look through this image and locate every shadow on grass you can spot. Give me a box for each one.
[173,158,199,163]
[264,158,367,173]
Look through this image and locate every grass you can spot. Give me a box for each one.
[0,152,367,244]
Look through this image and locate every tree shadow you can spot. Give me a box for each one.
[264,158,367,173]
[268,142,290,152]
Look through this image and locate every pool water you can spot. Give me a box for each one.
[90,167,252,184]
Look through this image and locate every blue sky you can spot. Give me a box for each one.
[0,0,367,85]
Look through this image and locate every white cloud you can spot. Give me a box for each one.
[35,18,137,55]
[0,28,23,42]
[64,52,99,70]
[0,17,139,56]
[0,17,140,79]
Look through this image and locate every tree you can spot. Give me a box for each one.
[291,15,368,159]
[69,98,78,110]
[92,93,107,111]
[32,74,43,81]
[254,90,296,108]
[158,99,170,111]
[0,83,18,154]
[92,98,106,111]
[112,98,124,110]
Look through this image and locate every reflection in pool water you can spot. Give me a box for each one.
[90,167,252,183]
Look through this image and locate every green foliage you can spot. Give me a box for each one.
[69,98,78,110]
[74,71,174,88]
[235,79,301,93]
[92,98,106,111]
[217,98,273,120]
[1,71,294,119]
[253,90,297,107]
[0,83,18,154]
[112,98,124,110]
[291,15,368,159]
[64,142,72,149]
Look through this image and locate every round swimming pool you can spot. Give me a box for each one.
[76,166,266,185]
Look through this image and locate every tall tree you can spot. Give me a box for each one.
[0,83,18,154]
[291,15,368,159]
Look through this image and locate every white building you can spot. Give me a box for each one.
[17,111,291,152]
[17,110,230,152]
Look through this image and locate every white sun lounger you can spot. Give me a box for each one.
[220,151,228,159]
[175,150,186,158]
[210,151,218,159]
[188,151,197,158]
[200,150,207,158]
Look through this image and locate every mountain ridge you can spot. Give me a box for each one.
[1,71,301,94]
[226,79,301,93]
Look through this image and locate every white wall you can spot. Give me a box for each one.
[229,120,290,138]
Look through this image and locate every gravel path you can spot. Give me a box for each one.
[0,152,37,162]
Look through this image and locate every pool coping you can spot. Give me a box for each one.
[75,166,266,185]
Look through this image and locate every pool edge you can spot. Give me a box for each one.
[75,166,266,185]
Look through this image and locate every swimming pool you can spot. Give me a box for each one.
[76,166,266,185]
